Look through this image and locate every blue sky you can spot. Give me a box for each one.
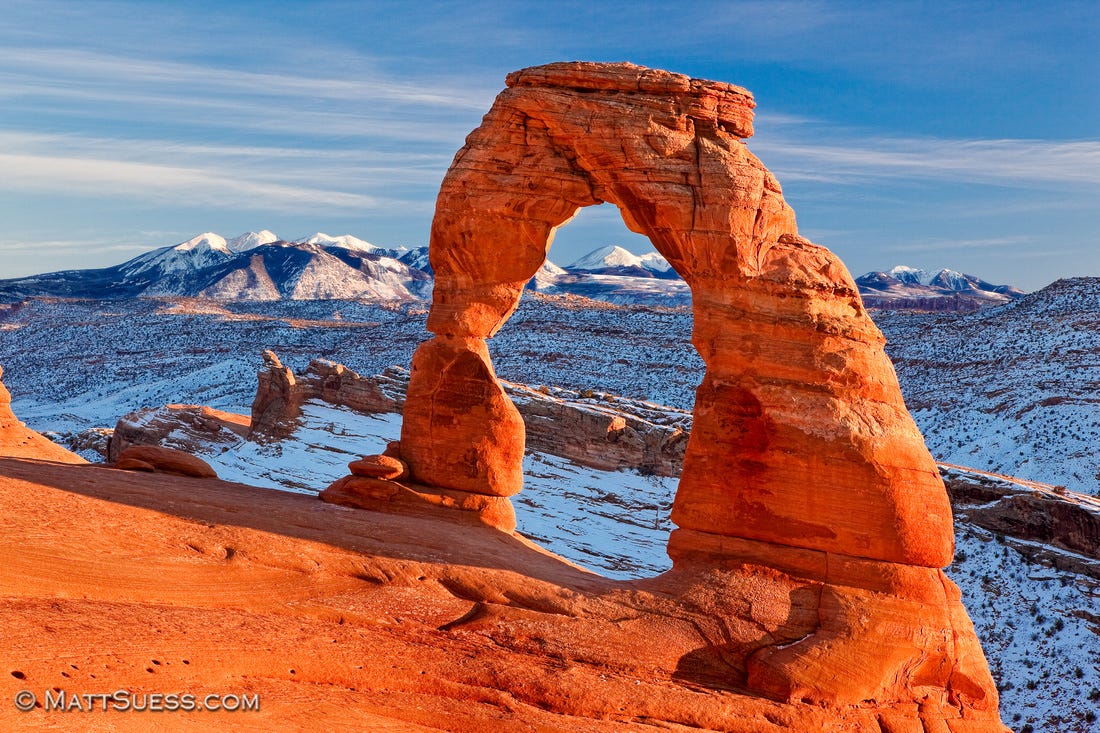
[1,0,1096,289]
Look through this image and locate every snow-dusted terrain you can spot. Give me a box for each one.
[1,291,1099,730]
[878,278,1100,496]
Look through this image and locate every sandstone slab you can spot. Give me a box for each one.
[320,474,516,532]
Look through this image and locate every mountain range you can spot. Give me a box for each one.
[0,232,1024,309]
[855,265,1026,310]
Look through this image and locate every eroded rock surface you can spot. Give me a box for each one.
[382,62,1006,729]
[250,354,404,439]
[110,404,249,461]
[114,444,218,479]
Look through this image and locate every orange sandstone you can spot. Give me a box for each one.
[375,61,1005,728]
[114,444,218,479]
[406,61,951,567]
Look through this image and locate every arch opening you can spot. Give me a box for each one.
[487,201,702,579]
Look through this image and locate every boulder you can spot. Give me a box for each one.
[348,455,408,480]
[114,445,217,479]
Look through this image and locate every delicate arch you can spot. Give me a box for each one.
[398,62,953,568]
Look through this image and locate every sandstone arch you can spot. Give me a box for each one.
[399,61,953,568]
[344,62,1005,722]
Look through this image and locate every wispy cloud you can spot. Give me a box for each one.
[0,130,449,212]
[3,48,496,110]
[0,149,387,212]
[755,135,1100,187]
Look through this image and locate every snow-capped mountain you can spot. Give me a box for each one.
[0,235,1026,312]
[857,265,1025,310]
[0,232,430,302]
[227,230,279,253]
[294,232,379,254]
[565,245,677,279]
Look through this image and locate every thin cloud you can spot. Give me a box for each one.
[0,131,449,198]
[2,48,497,110]
[883,236,1035,253]
[755,135,1100,187]
[0,152,387,211]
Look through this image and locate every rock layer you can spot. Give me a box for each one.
[391,62,1004,728]
[114,445,218,479]
[110,404,249,461]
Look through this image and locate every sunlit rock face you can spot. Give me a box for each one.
[383,61,1006,728]
[406,61,951,566]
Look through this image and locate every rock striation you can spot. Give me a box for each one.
[374,62,1005,728]
[943,464,1100,579]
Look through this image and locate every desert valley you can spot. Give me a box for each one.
[1,60,1098,733]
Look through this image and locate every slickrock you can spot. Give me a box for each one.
[1,455,1000,731]
[114,445,218,479]
[0,364,86,463]
[383,62,1005,729]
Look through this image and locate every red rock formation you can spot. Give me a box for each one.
[408,61,952,567]
[113,445,218,479]
[0,364,86,463]
[349,455,409,480]
[249,355,403,439]
[0,456,1007,731]
[110,404,249,461]
[249,350,302,438]
[384,62,1004,729]
[251,356,688,476]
